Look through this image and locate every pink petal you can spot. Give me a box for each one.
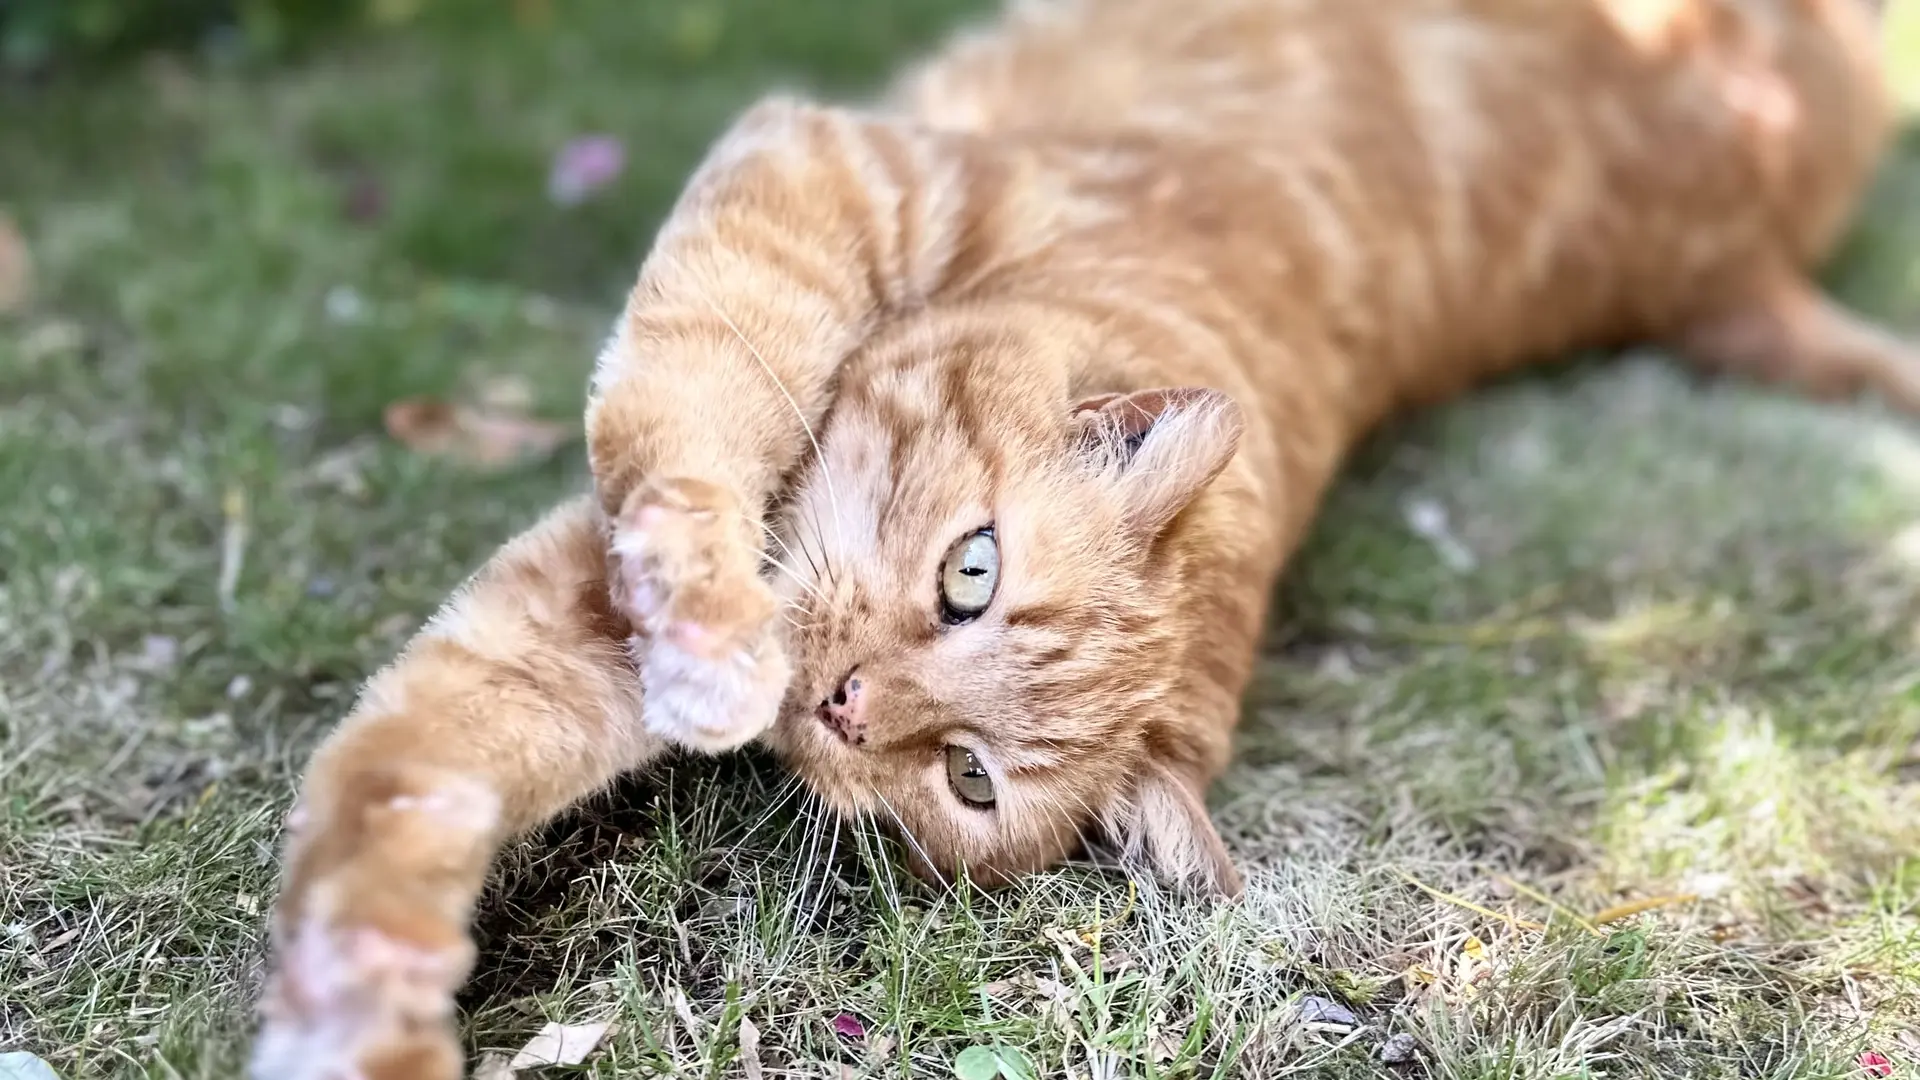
[1859,1051,1894,1077]
[831,1013,866,1040]
[548,135,626,206]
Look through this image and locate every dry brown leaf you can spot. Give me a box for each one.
[507,1020,610,1069]
[737,1016,764,1080]
[667,985,702,1042]
[382,396,572,470]
[0,212,31,315]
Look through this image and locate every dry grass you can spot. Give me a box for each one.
[2,2,1918,1077]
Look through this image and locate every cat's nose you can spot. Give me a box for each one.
[815,669,867,746]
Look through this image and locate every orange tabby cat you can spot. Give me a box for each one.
[252,0,1916,1075]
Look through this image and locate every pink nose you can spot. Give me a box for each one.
[816,671,866,745]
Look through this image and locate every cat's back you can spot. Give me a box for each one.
[892,0,1888,257]
[896,0,1882,143]
[883,0,1890,380]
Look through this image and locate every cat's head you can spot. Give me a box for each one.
[763,319,1249,897]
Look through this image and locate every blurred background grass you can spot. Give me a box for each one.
[2,2,1918,1077]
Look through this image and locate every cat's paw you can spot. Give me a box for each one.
[610,477,790,752]
[251,916,469,1080]
[252,771,495,1080]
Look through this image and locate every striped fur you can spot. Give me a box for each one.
[256,1,1916,1074]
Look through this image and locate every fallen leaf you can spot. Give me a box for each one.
[1462,936,1487,965]
[736,1015,763,1080]
[548,135,627,206]
[1150,1030,1181,1063]
[1297,994,1358,1028]
[0,1053,60,1080]
[668,986,700,1037]
[1857,1051,1894,1078]
[832,1012,867,1040]
[507,1021,610,1069]
[383,396,572,470]
[953,1045,1002,1080]
[471,1053,514,1080]
[0,213,31,315]
[995,1046,1036,1080]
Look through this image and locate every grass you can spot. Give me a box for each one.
[2,1,1919,1076]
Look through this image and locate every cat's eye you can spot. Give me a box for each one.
[945,745,995,808]
[939,528,999,624]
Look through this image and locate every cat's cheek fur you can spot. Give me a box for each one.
[1107,765,1245,899]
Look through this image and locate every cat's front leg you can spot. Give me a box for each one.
[253,500,667,1080]
[587,100,967,751]
[606,475,790,753]
[254,765,501,1080]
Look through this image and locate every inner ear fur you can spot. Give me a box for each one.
[1072,387,1245,535]
[1104,761,1245,899]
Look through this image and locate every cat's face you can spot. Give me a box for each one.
[762,324,1247,894]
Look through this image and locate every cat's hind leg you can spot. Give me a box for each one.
[252,499,670,1080]
[1674,270,1920,413]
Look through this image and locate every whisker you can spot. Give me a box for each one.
[754,519,821,591]
[857,809,904,915]
[769,499,825,584]
[871,789,957,899]
[798,496,840,590]
[782,788,827,961]
[756,548,824,600]
[722,773,805,857]
[699,292,844,551]
[799,803,844,938]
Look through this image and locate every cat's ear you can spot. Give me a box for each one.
[1105,762,1245,898]
[1073,388,1244,535]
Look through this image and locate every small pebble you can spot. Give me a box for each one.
[1379,1033,1420,1065]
